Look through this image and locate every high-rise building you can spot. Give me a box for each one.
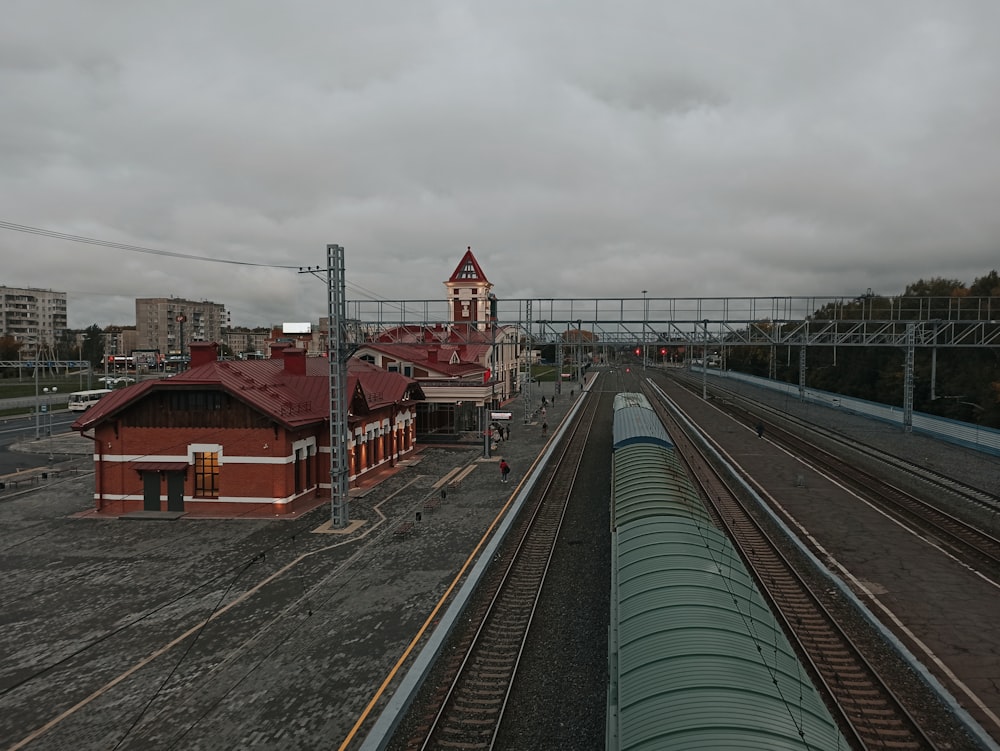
[135,297,227,357]
[0,285,67,345]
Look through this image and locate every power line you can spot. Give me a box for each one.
[0,219,436,314]
[0,220,303,269]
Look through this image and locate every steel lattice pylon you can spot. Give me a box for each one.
[327,244,350,528]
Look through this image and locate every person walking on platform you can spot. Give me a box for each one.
[503,425,510,441]
[542,421,548,436]
[499,459,511,483]
[755,422,764,439]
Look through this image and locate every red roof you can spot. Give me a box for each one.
[357,342,486,379]
[369,321,507,374]
[71,355,422,432]
[446,247,489,285]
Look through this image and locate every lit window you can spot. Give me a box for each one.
[194,452,219,498]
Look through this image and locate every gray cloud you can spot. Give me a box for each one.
[2,1,999,328]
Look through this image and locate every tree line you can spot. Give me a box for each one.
[726,271,1000,428]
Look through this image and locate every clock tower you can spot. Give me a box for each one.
[445,247,493,328]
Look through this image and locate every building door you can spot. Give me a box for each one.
[294,448,304,494]
[142,471,160,511]
[166,472,185,512]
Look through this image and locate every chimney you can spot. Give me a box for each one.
[270,343,289,359]
[428,348,438,363]
[189,341,218,369]
[284,347,306,375]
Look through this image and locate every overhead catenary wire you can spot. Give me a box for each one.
[0,219,428,309]
[0,221,304,269]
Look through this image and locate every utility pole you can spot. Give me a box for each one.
[33,340,40,439]
[175,315,187,371]
[577,319,583,384]
[303,246,351,528]
[642,291,648,371]
[523,300,533,424]
[702,320,709,401]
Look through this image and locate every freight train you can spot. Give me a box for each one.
[607,391,848,750]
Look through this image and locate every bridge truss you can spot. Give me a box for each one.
[346,294,1000,432]
[347,295,1000,348]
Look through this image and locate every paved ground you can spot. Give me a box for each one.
[6,370,998,750]
[0,383,578,751]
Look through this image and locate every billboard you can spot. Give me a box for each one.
[283,322,312,334]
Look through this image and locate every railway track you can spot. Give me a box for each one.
[669,371,1000,576]
[400,393,600,750]
[643,381,942,750]
[674,370,1000,515]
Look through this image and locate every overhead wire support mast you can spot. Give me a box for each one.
[300,248,351,528]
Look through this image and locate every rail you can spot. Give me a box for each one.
[405,392,600,750]
[643,380,940,750]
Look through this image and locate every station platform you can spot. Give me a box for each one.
[0,379,589,751]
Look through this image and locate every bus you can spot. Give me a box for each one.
[67,389,114,412]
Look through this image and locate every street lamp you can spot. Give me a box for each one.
[702,320,709,400]
[42,386,57,434]
[176,314,187,371]
[31,340,41,439]
[43,387,57,461]
[577,318,583,383]
[641,291,648,371]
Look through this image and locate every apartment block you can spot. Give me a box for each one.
[0,285,68,345]
[227,326,272,357]
[135,297,227,357]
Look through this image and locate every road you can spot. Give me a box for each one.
[0,410,79,475]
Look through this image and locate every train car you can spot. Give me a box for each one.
[612,392,672,451]
[607,393,848,750]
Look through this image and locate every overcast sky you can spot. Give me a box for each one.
[3,1,999,329]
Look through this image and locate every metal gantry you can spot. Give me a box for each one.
[345,295,1000,349]
[523,299,533,424]
[903,324,915,432]
[341,294,1000,434]
[327,245,351,528]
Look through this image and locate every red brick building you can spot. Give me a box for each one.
[355,248,522,436]
[71,342,423,516]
